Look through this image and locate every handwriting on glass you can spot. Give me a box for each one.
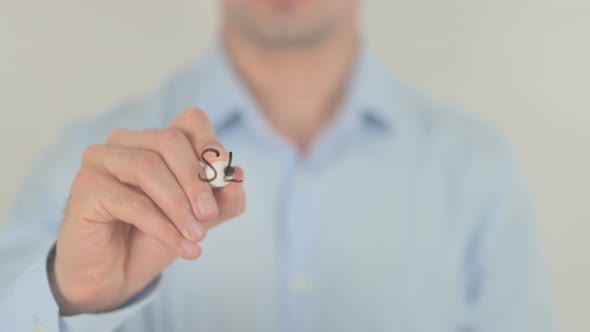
[197,148,243,184]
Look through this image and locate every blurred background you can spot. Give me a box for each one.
[0,1,588,330]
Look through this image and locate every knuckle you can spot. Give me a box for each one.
[134,150,163,173]
[112,188,153,218]
[74,167,95,184]
[184,108,210,124]
[160,128,186,147]
[81,144,102,164]
[127,194,153,215]
[71,168,97,194]
[106,128,130,144]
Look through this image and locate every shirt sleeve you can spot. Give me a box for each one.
[0,119,160,332]
[0,247,161,332]
[459,138,557,331]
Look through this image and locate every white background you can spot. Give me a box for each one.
[1,1,589,330]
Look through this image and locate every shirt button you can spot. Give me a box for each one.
[34,324,45,332]
[291,274,312,294]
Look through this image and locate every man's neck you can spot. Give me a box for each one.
[222,23,359,153]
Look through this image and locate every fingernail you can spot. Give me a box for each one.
[180,238,201,257]
[197,192,218,218]
[185,217,205,242]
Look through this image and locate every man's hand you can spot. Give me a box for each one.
[50,109,246,315]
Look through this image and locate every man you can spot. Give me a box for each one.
[0,0,555,331]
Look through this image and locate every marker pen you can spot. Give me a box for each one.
[200,151,238,188]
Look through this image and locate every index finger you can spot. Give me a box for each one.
[168,108,228,164]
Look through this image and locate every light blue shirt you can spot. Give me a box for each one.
[0,41,555,332]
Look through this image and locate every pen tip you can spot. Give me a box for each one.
[224,166,236,177]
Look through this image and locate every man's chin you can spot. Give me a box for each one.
[227,0,343,49]
[241,21,338,49]
[239,13,336,48]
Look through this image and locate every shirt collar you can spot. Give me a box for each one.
[190,39,257,133]
[191,38,397,135]
[337,43,397,134]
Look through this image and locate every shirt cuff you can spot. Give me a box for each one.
[59,275,161,332]
[0,246,161,332]
[0,257,60,332]
[43,244,162,332]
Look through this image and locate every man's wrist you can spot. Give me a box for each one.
[45,244,79,316]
